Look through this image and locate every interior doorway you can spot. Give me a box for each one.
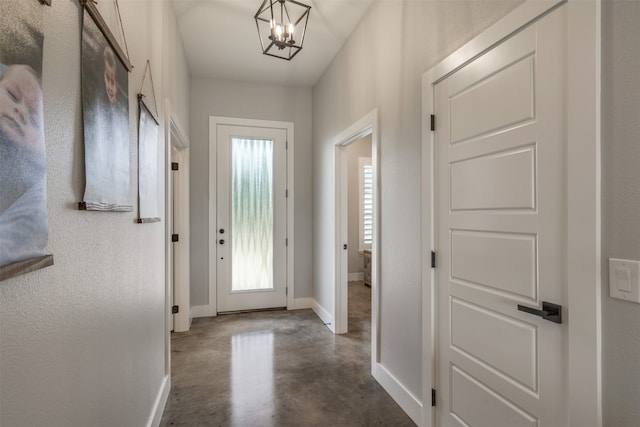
[344,137,373,337]
[421,0,602,424]
[333,109,380,376]
[165,106,190,335]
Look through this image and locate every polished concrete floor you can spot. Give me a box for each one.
[160,281,416,426]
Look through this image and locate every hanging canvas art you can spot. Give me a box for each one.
[80,3,132,211]
[0,0,54,281]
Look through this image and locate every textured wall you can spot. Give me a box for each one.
[346,136,372,274]
[0,1,190,425]
[602,1,640,426]
[189,78,313,307]
[312,0,523,401]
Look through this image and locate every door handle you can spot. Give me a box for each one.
[343,244,348,250]
[219,239,225,245]
[517,301,562,324]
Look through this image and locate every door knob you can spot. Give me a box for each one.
[343,244,348,250]
[517,301,562,324]
[219,239,225,245]
[219,228,225,234]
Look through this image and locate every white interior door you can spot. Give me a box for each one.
[434,7,567,426]
[216,125,287,313]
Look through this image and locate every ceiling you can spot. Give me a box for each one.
[172,0,374,87]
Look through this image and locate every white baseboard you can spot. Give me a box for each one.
[147,375,170,427]
[312,300,334,332]
[373,363,422,426]
[191,305,211,318]
[291,297,315,310]
[348,272,364,281]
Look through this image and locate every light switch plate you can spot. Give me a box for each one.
[609,258,640,303]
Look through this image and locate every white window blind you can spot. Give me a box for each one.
[359,157,373,251]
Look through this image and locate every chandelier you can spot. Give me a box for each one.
[254,0,311,61]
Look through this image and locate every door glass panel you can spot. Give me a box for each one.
[231,138,274,291]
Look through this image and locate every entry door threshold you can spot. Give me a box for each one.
[217,307,286,315]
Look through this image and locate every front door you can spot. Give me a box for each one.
[434,7,566,426]
[216,125,287,313]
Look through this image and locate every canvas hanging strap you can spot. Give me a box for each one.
[138,59,159,123]
[114,0,130,63]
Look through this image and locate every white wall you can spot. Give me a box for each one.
[312,0,522,402]
[602,1,640,426]
[346,136,372,274]
[164,3,191,138]
[189,78,313,308]
[0,1,190,425]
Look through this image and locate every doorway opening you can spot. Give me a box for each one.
[344,137,373,339]
[165,103,190,337]
[333,109,380,374]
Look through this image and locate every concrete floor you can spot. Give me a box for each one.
[160,281,416,426]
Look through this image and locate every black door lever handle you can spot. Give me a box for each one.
[517,301,562,324]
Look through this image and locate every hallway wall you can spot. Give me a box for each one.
[311,0,523,413]
[0,1,190,425]
[189,78,313,310]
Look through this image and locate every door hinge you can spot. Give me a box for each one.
[172,305,179,314]
[286,238,288,247]
[286,287,288,296]
[171,162,179,171]
[432,388,436,406]
[286,140,288,149]
[431,251,436,268]
[286,189,288,198]
[430,114,435,131]
[172,234,179,242]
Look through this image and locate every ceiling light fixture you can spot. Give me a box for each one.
[254,0,311,61]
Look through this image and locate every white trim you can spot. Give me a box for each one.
[165,100,191,333]
[332,109,381,382]
[312,299,333,331]
[146,375,170,427]
[191,304,210,319]
[208,116,295,316]
[423,0,563,89]
[420,69,434,427]
[421,0,601,426]
[374,363,423,426]
[335,144,349,333]
[567,0,602,425]
[332,109,382,399]
[348,272,364,281]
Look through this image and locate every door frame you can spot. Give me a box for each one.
[165,100,191,333]
[208,116,295,315]
[333,109,380,365]
[421,1,601,426]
